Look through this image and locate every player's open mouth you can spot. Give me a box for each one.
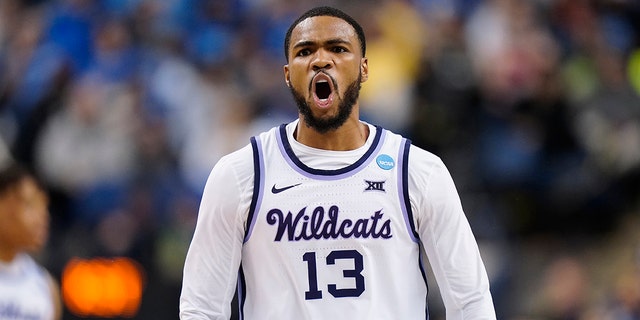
[312,72,334,108]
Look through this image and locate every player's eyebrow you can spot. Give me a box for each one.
[293,38,352,50]
[324,38,351,47]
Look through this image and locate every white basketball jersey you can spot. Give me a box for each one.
[239,124,428,319]
[0,253,55,320]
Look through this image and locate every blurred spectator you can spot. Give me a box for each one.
[539,256,590,319]
[359,0,427,133]
[0,4,70,165]
[44,0,98,75]
[34,74,138,225]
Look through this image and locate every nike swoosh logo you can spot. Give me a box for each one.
[271,183,302,194]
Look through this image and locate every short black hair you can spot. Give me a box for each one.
[284,6,366,62]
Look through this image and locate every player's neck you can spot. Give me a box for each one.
[295,117,369,151]
[0,246,18,263]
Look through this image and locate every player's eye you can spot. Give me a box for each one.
[296,49,311,57]
[332,46,347,53]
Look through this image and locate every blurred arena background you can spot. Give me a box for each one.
[1,0,639,319]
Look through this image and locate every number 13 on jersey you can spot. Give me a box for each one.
[302,250,365,300]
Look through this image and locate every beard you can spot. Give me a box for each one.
[289,73,362,134]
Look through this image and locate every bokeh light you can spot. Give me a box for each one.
[61,257,145,318]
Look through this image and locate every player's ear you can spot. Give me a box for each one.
[284,64,291,87]
[360,58,369,83]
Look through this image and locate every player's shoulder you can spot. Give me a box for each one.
[209,124,281,180]
[404,142,447,180]
[407,144,443,165]
[379,127,443,167]
[202,143,255,196]
[216,143,254,170]
[15,252,40,269]
[10,253,51,282]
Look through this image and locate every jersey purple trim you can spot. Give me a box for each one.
[398,139,430,319]
[244,136,265,243]
[421,252,430,320]
[237,266,246,320]
[276,123,385,180]
[398,138,420,243]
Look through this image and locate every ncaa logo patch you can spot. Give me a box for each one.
[376,154,395,170]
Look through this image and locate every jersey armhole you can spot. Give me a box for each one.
[400,139,420,241]
[244,136,263,242]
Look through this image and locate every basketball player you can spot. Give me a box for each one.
[0,162,61,320]
[180,6,496,319]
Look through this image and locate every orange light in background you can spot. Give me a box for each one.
[61,257,145,318]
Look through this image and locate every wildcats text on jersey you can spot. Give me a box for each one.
[266,205,392,242]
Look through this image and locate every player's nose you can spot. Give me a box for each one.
[312,49,333,71]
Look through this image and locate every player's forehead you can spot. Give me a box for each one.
[290,16,358,48]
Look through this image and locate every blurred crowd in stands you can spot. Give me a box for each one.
[1,0,639,319]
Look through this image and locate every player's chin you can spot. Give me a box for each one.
[27,235,48,252]
[309,108,339,122]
